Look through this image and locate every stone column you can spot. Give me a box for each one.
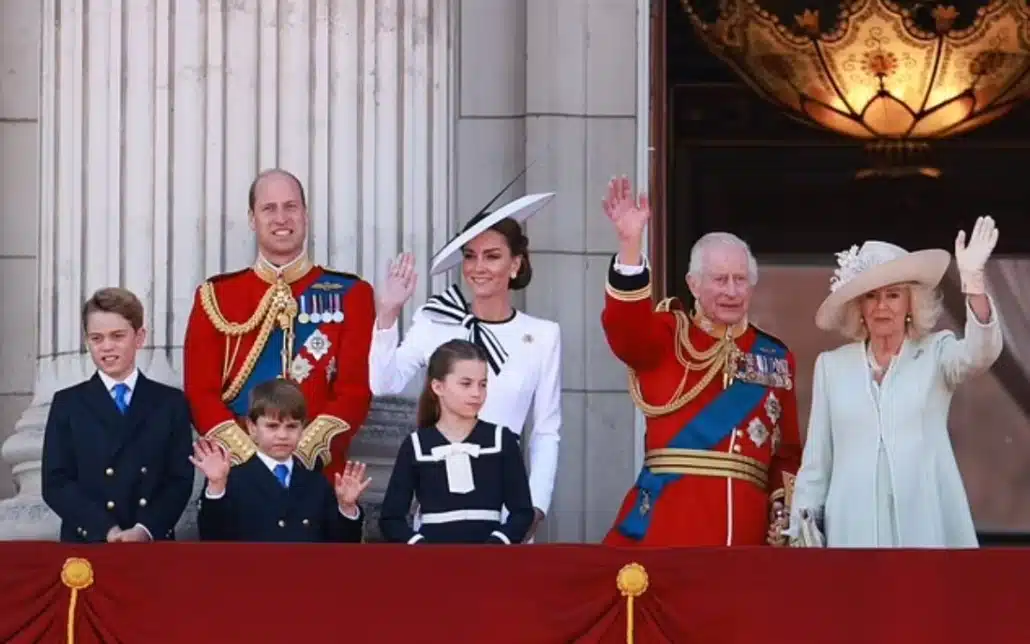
[0,0,451,540]
[522,0,645,543]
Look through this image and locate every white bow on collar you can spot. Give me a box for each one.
[430,442,481,494]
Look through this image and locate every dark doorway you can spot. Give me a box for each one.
[658,0,1030,305]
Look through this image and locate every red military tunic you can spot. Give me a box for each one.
[182,254,375,481]
[600,257,802,547]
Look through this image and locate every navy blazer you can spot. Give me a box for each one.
[198,456,364,543]
[41,372,195,543]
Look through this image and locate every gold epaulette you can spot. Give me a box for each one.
[295,414,351,469]
[199,279,298,403]
[208,420,257,465]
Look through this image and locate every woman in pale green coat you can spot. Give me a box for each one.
[790,216,1003,548]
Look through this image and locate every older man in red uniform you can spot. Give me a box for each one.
[182,169,375,480]
[600,177,801,547]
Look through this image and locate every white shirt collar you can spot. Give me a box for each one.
[257,252,306,277]
[255,450,294,475]
[97,367,140,393]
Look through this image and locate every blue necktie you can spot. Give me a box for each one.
[112,383,130,415]
[273,464,289,488]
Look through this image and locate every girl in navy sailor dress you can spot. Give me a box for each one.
[379,339,535,544]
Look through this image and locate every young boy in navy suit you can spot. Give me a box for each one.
[42,288,195,543]
[192,379,371,542]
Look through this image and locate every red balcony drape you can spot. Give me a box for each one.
[0,543,1024,643]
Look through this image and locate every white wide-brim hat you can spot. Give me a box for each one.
[429,192,555,275]
[814,240,952,332]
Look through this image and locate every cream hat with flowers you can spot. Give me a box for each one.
[814,241,951,332]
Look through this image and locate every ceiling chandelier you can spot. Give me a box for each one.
[678,0,1030,176]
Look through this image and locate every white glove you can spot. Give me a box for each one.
[954,216,999,295]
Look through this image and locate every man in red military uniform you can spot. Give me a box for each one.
[183,169,374,480]
[600,176,801,547]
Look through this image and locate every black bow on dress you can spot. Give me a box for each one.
[421,285,509,375]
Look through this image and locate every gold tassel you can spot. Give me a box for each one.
[616,562,650,644]
[60,558,94,644]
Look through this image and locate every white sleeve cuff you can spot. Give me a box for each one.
[204,486,226,499]
[489,530,511,544]
[338,505,361,520]
[373,317,400,341]
[613,254,648,275]
[134,523,154,541]
[407,533,425,544]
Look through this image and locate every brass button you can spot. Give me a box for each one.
[302,519,309,526]
[140,466,147,474]
[277,520,285,528]
[138,498,148,507]
[76,527,83,534]
[735,430,743,438]
[105,467,114,476]
[732,444,742,453]
[82,530,88,537]
[106,501,115,510]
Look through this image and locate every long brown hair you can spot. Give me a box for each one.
[416,339,489,428]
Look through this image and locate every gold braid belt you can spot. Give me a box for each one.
[627,304,743,418]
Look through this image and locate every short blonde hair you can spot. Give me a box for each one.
[837,283,943,342]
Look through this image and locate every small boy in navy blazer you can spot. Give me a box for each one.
[192,378,370,542]
[42,288,195,543]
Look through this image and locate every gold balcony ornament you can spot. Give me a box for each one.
[60,557,95,643]
[616,562,650,644]
[679,0,1030,171]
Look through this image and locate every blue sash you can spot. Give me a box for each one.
[227,272,356,415]
[617,334,783,540]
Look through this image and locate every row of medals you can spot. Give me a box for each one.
[296,294,345,325]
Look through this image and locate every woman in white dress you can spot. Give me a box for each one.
[790,216,1003,548]
[370,192,561,540]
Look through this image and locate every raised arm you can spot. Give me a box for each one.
[937,295,1003,388]
[369,251,428,395]
[195,441,235,541]
[379,435,423,544]
[297,279,375,475]
[526,322,562,518]
[602,255,674,371]
[789,352,833,536]
[322,486,365,544]
[369,309,433,395]
[197,485,235,541]
[600,176,673,372]
[41,391,118,542]
[490,428,535,545]
[183,285,256,464]
[940,216,1004,387]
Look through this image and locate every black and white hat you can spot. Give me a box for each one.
[429,193,554,275]
[429,164,555,276]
